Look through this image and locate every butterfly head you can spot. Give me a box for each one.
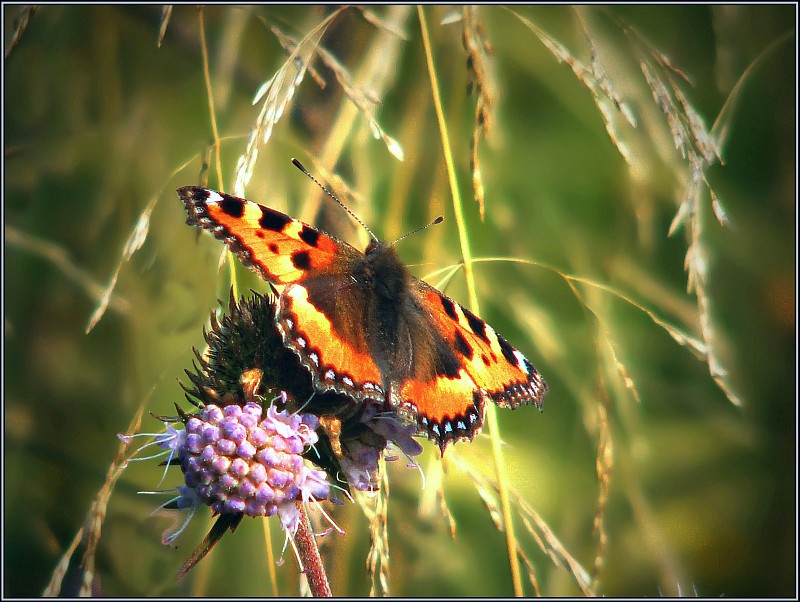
[361,240,409,301]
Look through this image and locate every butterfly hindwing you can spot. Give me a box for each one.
[276,280,386,403]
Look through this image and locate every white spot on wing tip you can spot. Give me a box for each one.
[207,191,224,203]
[513,350,529,372]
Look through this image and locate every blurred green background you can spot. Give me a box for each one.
[4,5,795,597]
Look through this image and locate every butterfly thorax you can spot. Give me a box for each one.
[357,240,418,383]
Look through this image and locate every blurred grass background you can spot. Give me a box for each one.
[3,5,795,597]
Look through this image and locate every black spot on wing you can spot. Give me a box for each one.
[439,295,458,320]
[463,308,488,342]
[299,226,321,247]
[268,243,279,254]
[434,337,462,379]
[220,197,245,218]
[291,250,311,270]
[259,207,292,232]
[454,330,473,360]
[497,333,519,367]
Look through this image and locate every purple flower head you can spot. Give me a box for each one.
[172,402,330,533]
[126,399,334,551]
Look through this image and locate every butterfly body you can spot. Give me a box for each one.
[179,185,547,452]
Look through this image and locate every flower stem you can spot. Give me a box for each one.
[294,505,332,597]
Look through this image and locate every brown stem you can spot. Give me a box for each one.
[294,504,332,597]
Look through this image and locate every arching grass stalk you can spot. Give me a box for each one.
[417,6,523,596]
[197,7,241,301]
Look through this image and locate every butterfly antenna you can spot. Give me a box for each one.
[291,158,377,241]
[390,215,444,247]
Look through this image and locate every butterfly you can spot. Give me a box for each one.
[178,179,547,452]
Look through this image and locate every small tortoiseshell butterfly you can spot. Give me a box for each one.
[178,174,547,452]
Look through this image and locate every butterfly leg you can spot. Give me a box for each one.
[318,415,343,458]
[240,368,264,404]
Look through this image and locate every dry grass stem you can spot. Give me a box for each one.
[198,7,225,191]
[419,6,525,595]
[313,40,404,161]
[463,6,497,219]
[305,156,366,211]
[233,9,346,196]
[83,153,201,332]
[157,5,172,48]
[518,549,543,596]
[6,226,131,317]
[591,394,613,590]
[606,14,744,406]
[44,404,148,596]
[4,5,37,59]
[710,29,793,153]
[517,499,595,596]
[472,255,709,383]
[418,457,458,539]
[506,8,637,167]
[300,5,411,226]
[272,14,408,161]
[267,24,328,91]
[356,6,410,41]
[449,452,595,596]
[355,466,391,597]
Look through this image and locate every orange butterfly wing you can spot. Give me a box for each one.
[178,186,385,400]
[276,282,387,402]
[179,186,343,284]
[397,280,547,450]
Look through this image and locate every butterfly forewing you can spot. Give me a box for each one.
[178,186,346,285]
[393,280,546,450]
[416,282,547,409]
